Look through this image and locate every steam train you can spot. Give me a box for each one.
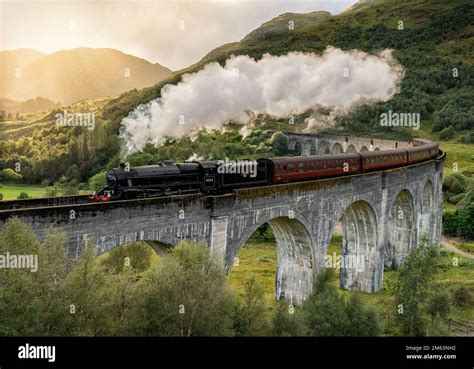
[89,139,440,202]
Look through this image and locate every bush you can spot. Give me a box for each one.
[448,193,464,204]
[426,291,450,323]
[0,193,3,200]
[445,201,474,240]
[1,168,22,183]
[452,286,471,306]
[17,192,29,199]
[63,186,79,196]
[443,173,468,195]
[459,132,474,144]
[102,242,152,273]
[272,301,305,336]
[439,126,455,140]
[45,184,60,197]
[89,171,106,192]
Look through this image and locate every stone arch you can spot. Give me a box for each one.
[374,147,380,151]
[346,144,356,153]
[303,140,316,155]
[337,200,380,292]
[288,139,302,155]
[387,189,416,269]
[420,180,433,242]
[318,140,331,154]
[331,142,343,154]
[231,215,315,305]
[360,146,369,152]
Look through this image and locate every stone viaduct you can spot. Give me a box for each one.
[0,135,445,304]
[285,132,412,155]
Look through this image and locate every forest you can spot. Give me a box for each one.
[0,218,470,337]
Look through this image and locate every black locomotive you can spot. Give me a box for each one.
[91,159,269,201]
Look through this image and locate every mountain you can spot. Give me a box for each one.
[241,11,331,42]
[0,48,172,105]
[0,97,61,115]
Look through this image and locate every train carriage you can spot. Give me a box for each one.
[267,153,360,184]
[360,149,407,172]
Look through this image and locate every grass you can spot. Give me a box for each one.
[0,184,49,200]
[414,122,474,177]
[455,242,474,255]
[0,184,89,200]
[227,239,279,317]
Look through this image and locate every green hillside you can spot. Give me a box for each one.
[103,0,473,154]
[0,0,473,186]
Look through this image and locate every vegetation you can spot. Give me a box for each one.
[395,241,437,336]
[0,215,472,337]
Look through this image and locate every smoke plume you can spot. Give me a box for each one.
[120,46,404,154]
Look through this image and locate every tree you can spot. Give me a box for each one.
[0,219,41,335]
[124,241,236,336]
[233,275,268,336]
[63,242,113,335]
[396,240,437,336]
[17,192,29,199]
[66,164,81,181]
[302,269,381,336]
[270,131,289,156]
[105,268,140,335]
[272,301,305,336]
[344,294,381,336]
[31,227,71,335]
[303,269,349,336]
[101,242,152,273]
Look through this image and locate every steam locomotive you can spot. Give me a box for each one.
[89,139,440,202]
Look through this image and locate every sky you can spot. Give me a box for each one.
[0,0,357,70]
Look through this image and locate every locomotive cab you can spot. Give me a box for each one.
[196,161,218,192]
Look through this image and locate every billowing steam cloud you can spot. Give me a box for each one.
[120,46,404,154]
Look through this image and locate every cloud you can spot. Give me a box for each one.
[120,46,404,154]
